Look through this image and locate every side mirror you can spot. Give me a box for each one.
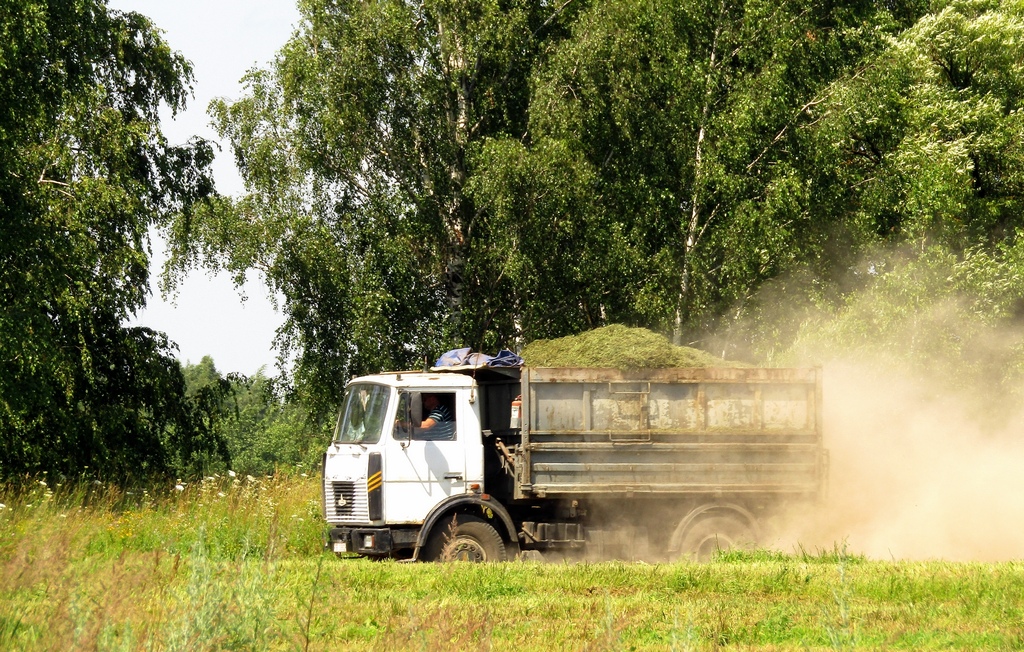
[395,391,422,447]
[410,391,423,427]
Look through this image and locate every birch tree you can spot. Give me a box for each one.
[0,0,222,478]
[167,0,576,411]
[514,0,924,348]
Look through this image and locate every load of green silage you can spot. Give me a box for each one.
[520,324,742,369]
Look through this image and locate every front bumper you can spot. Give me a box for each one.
[327,526,418,556]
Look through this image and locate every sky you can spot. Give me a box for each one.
[107,0,301,376]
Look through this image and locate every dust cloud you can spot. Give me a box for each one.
[774,358,1024,561]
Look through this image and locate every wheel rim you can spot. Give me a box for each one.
[443,536,488,562]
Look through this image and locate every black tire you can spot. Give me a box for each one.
[424,515,508,562]
[677,515,753,562]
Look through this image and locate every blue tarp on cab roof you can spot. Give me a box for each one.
[432,348,523,369]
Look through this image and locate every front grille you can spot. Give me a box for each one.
[324,480,369,523]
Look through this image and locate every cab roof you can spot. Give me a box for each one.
[348,366,520,389]
[347,371,477,390]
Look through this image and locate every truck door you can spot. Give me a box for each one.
[385,390,467,523]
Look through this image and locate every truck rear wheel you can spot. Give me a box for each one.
[425,515,508,562]
[678,515,753,561]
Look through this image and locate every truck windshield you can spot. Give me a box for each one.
[334,384,390,445]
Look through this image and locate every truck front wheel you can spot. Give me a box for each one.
[424,515,508,562]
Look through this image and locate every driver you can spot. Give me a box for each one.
[419,393,454,439]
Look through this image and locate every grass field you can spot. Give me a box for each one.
[2,476,1023,651]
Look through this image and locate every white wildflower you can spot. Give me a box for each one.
[174,484,185,492]
[217,492,226,498]
[227,470,237,478]
[0,503,6,510]
[246,475,256,482]
[38,480,47,487]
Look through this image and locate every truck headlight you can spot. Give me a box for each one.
[362,534,375,549]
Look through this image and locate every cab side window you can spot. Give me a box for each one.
[418,392,456,441]
[394,392,457,441]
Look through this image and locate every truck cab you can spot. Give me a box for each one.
[323,369,520,560]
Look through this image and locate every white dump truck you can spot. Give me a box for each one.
[323,362,826,561]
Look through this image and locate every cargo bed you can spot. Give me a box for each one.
[515,367,825,499]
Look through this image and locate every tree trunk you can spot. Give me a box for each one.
[435,11,473,328]
[675,0,725,345]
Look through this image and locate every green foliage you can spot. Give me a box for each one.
[685,0,1024,364]
[787,241,1024,400]
[749,0,1024,368]
[0,0,220,480]
[521,324,738,369]
[166,0,577,415]
[466,137,622,340]
[164,0,1024,414]
[182,357,329,476]
[813,0,1024,251]
[174,0,930,405]
[510,0,925,343]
